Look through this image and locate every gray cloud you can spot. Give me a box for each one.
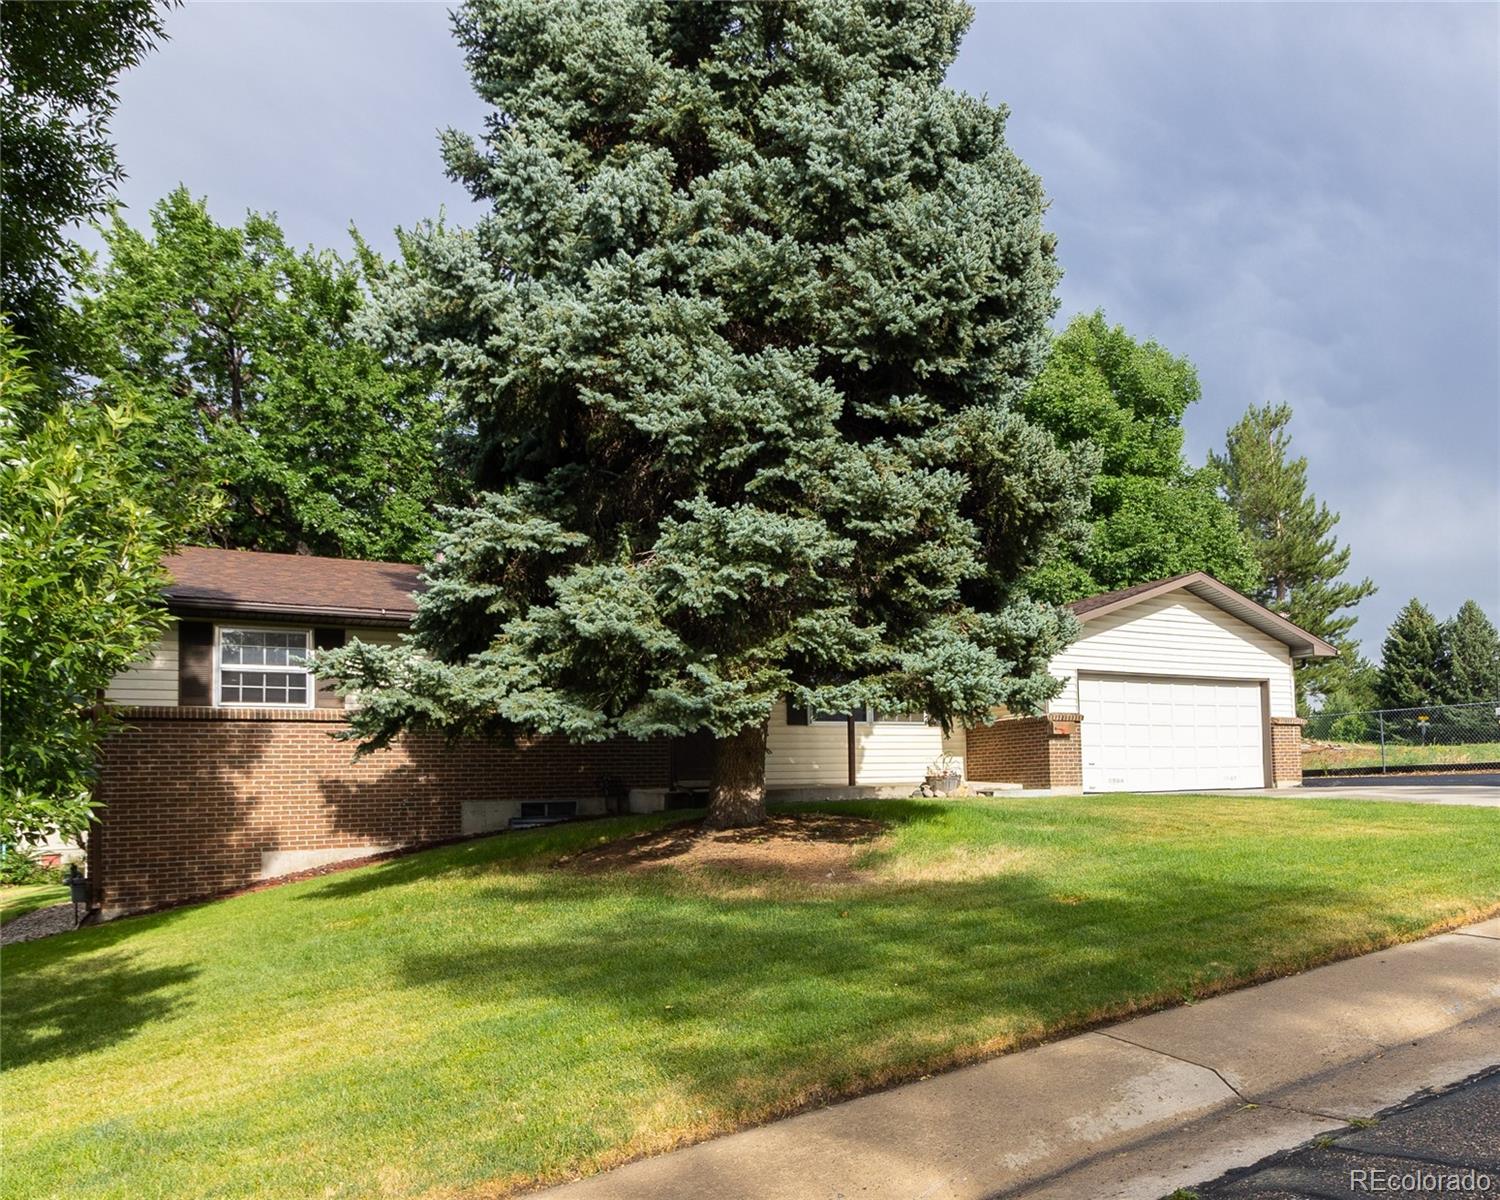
[101,1,1498,654]
[951,3,1500,653]
[102,2,484,252]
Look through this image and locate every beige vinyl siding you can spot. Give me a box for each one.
[941,725,967,776]
[1048,591,1297,718]
[105,623,180,707]
[219,619,400,644]
[104,619,410,711]
[333,626,405,711]
[343,627,405,714]
[765,703,966,788]
[764,701,849,788]
[347,627,403,648]
[855,718,952,785]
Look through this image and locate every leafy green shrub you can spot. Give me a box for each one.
[0,847,62,886]
[1,325,205,845]
[1329,713,1369,743]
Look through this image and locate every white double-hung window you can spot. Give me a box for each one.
[216,627,313,707]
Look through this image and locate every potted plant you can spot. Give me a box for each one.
[924,754,962,796]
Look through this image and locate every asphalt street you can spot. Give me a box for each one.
[1302,772,1500,790]
[1179,1069,1500,1200]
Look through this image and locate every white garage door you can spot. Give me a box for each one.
[1079,674,1268,792]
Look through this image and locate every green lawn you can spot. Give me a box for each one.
[5,794,1500,1200]
[0,883,68,927]
[1302,740,1500,771]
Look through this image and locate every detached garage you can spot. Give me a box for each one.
[967,572,1338,794]
[1047,574,1338,792]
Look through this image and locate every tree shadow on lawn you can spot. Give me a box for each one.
[390,863,1436,1132]
[292,798,1072,905]
[1,909,201,1071]
[293,810,708,903]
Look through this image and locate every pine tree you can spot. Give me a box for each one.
[322,0,1091,828]
[1445,600,1500,704]
[1212,402,1375,706]
[1318,650,1380,715]
[1378,599,1448,709]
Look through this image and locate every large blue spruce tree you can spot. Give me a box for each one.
[325,0,1092,827]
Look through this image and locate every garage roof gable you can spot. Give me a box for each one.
[1069,573,1339,660]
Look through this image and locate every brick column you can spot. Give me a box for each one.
[1045,714,1084,791]
[1269,716,1306,786]
[966,714,1083,790]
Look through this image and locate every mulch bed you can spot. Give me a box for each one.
[556,812,887,885]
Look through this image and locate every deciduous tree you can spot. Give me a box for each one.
[0,0,173,371]
[323,0,1090,828]
[0,326,206,845]
[1018,311,1260,602]
[82,188,457,560]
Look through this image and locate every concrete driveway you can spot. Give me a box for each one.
[1280,773,1500,807]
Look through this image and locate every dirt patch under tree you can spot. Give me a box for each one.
[557,812,887,886]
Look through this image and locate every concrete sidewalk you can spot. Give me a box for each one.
[539,916,1500,1200]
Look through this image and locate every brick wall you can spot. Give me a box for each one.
[90,707,671,914]
[1045,715,1084,791]
[965,714,1084,790]
[1269,715,1306,786]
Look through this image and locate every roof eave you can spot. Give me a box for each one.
[166,596,415,628]
[1074,572,1340,659]
[1070,577,1196,625]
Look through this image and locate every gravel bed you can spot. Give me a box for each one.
[1,903,82,945]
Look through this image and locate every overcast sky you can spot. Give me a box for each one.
[100,1,1499,656]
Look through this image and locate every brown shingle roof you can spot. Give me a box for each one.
[1068,573,1198,617]
[163,547,423,625]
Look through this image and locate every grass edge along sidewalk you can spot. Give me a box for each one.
[539,918,1500,1200]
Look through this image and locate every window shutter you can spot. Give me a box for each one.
[313,628,346,709]
[178,620,214,706]
[785,700,810,726]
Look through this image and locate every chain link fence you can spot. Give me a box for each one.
[1302,701,1500,774]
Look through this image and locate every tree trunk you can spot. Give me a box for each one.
[705,720,769,829]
